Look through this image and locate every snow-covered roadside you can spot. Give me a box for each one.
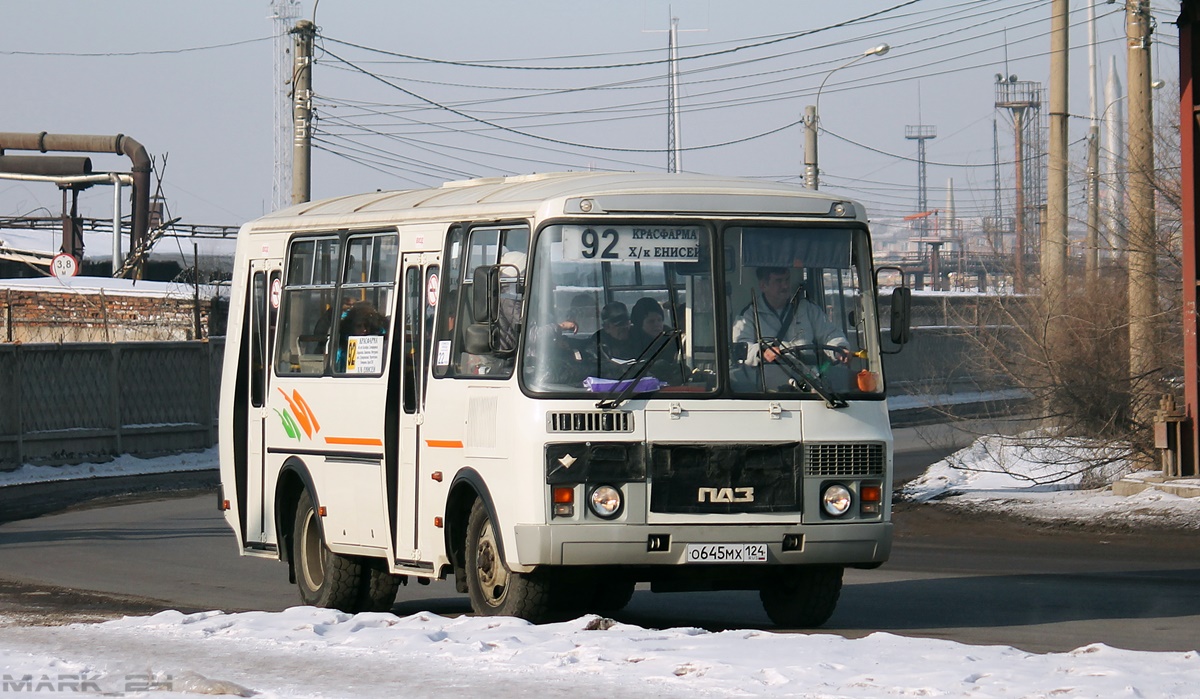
[901,432,1200,529]
[1,607,1197,698]
[0,448,217,488]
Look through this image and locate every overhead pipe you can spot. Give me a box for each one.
[0,132,150,276]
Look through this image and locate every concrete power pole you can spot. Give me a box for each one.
[1127,0,1158,431]
[1086,0,1102,285]
[270,0,300,213]
[292,19,315,205]
[1044,0,1069,298]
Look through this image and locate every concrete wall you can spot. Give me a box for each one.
[0,340,223,470]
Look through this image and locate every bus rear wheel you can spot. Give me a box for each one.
[758,565,843,628]
[465,499,553,621]
[293,490,367,612]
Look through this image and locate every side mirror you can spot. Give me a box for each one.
[464,322,492,355]
[472,266,498,324]
[889,287,911,345]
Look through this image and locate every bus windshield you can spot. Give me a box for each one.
[724,225,882,399]
[521,222,883,400]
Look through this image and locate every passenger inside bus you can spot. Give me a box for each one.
[629,296,687,384]
[629,297,667,349]
[590,302,639,378]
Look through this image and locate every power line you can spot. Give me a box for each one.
[2,36,270,57]
[319,1,923,72]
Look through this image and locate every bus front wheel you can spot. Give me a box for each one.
[464,499,553,621]
[758,565,843,628]
[293,490,366,612]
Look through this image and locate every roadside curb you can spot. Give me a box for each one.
[1113,475,1200,499]
[0,469,218,524]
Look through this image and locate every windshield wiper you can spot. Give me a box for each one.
[769,349,848,409]
[596,330,682,410]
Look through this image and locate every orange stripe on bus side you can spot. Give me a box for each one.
[324,436,384,446]
[426,440,464,449]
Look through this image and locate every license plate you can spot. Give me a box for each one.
[684,543,768,563]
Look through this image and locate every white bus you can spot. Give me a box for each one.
[218,172,911,627]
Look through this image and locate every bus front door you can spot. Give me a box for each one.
[245,260,282,546]
[392,255,437,568]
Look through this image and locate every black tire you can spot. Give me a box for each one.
[759,566,844,628]
[590,580,636,613]
[293,490,366,612]
[464,499,554,621]
[362,560,402,613]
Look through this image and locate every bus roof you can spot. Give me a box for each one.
[249,171,866,230]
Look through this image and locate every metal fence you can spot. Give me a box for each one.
[0,339,223,470]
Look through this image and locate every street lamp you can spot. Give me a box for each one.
[804,43,890,190]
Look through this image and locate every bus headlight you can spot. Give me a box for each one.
[821,484,853,517]
[588,485,623,519]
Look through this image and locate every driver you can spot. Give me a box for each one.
[732,266,849,366]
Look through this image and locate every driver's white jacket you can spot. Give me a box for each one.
[732,293,847,366]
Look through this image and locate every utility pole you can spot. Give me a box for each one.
[271,0,301,213]
[1044,0,1069,298]
[292,19,315,205]
[1103,57,1126,258]
[1127,0,1158,433]
[1085,0,1101,284]
[804,105,818,190]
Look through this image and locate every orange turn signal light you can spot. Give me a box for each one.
[552,486,575,504]
[860,485,882,502]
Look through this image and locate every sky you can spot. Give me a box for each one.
[1,430,1198,695]
[1,0,1183,255]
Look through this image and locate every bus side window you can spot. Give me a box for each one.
[276,237,341,375]
[336,232,398,375]
[403,266,420,413]
[433,227,464,379]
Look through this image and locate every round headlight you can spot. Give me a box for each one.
[588,485,623,519]
[821,484,853,517]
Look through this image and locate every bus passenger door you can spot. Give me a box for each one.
[245,260,282,545]
[393,255,437,565]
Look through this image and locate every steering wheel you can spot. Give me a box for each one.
[771,343,849,366]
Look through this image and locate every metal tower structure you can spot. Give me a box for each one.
[904,124,937,226]
[995,77,1044,293]
[270,0,302,213]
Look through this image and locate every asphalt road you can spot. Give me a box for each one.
[1,421,1197,654]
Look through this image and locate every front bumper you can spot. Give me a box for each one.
[513,521,891,567]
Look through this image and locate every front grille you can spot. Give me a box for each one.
[804,442,885,477]
[649,443,801,514]
[547,411,633,433]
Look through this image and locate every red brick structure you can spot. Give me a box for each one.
[0,277,223,343]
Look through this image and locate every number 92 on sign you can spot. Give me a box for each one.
[560,225,701,262]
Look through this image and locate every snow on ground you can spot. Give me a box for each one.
[1,607,1198,698]
[2,439,1200,697]
[901,431,1200,530]
[0,448,216,487]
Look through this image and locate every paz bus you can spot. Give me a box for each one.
[218,172,911,627]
